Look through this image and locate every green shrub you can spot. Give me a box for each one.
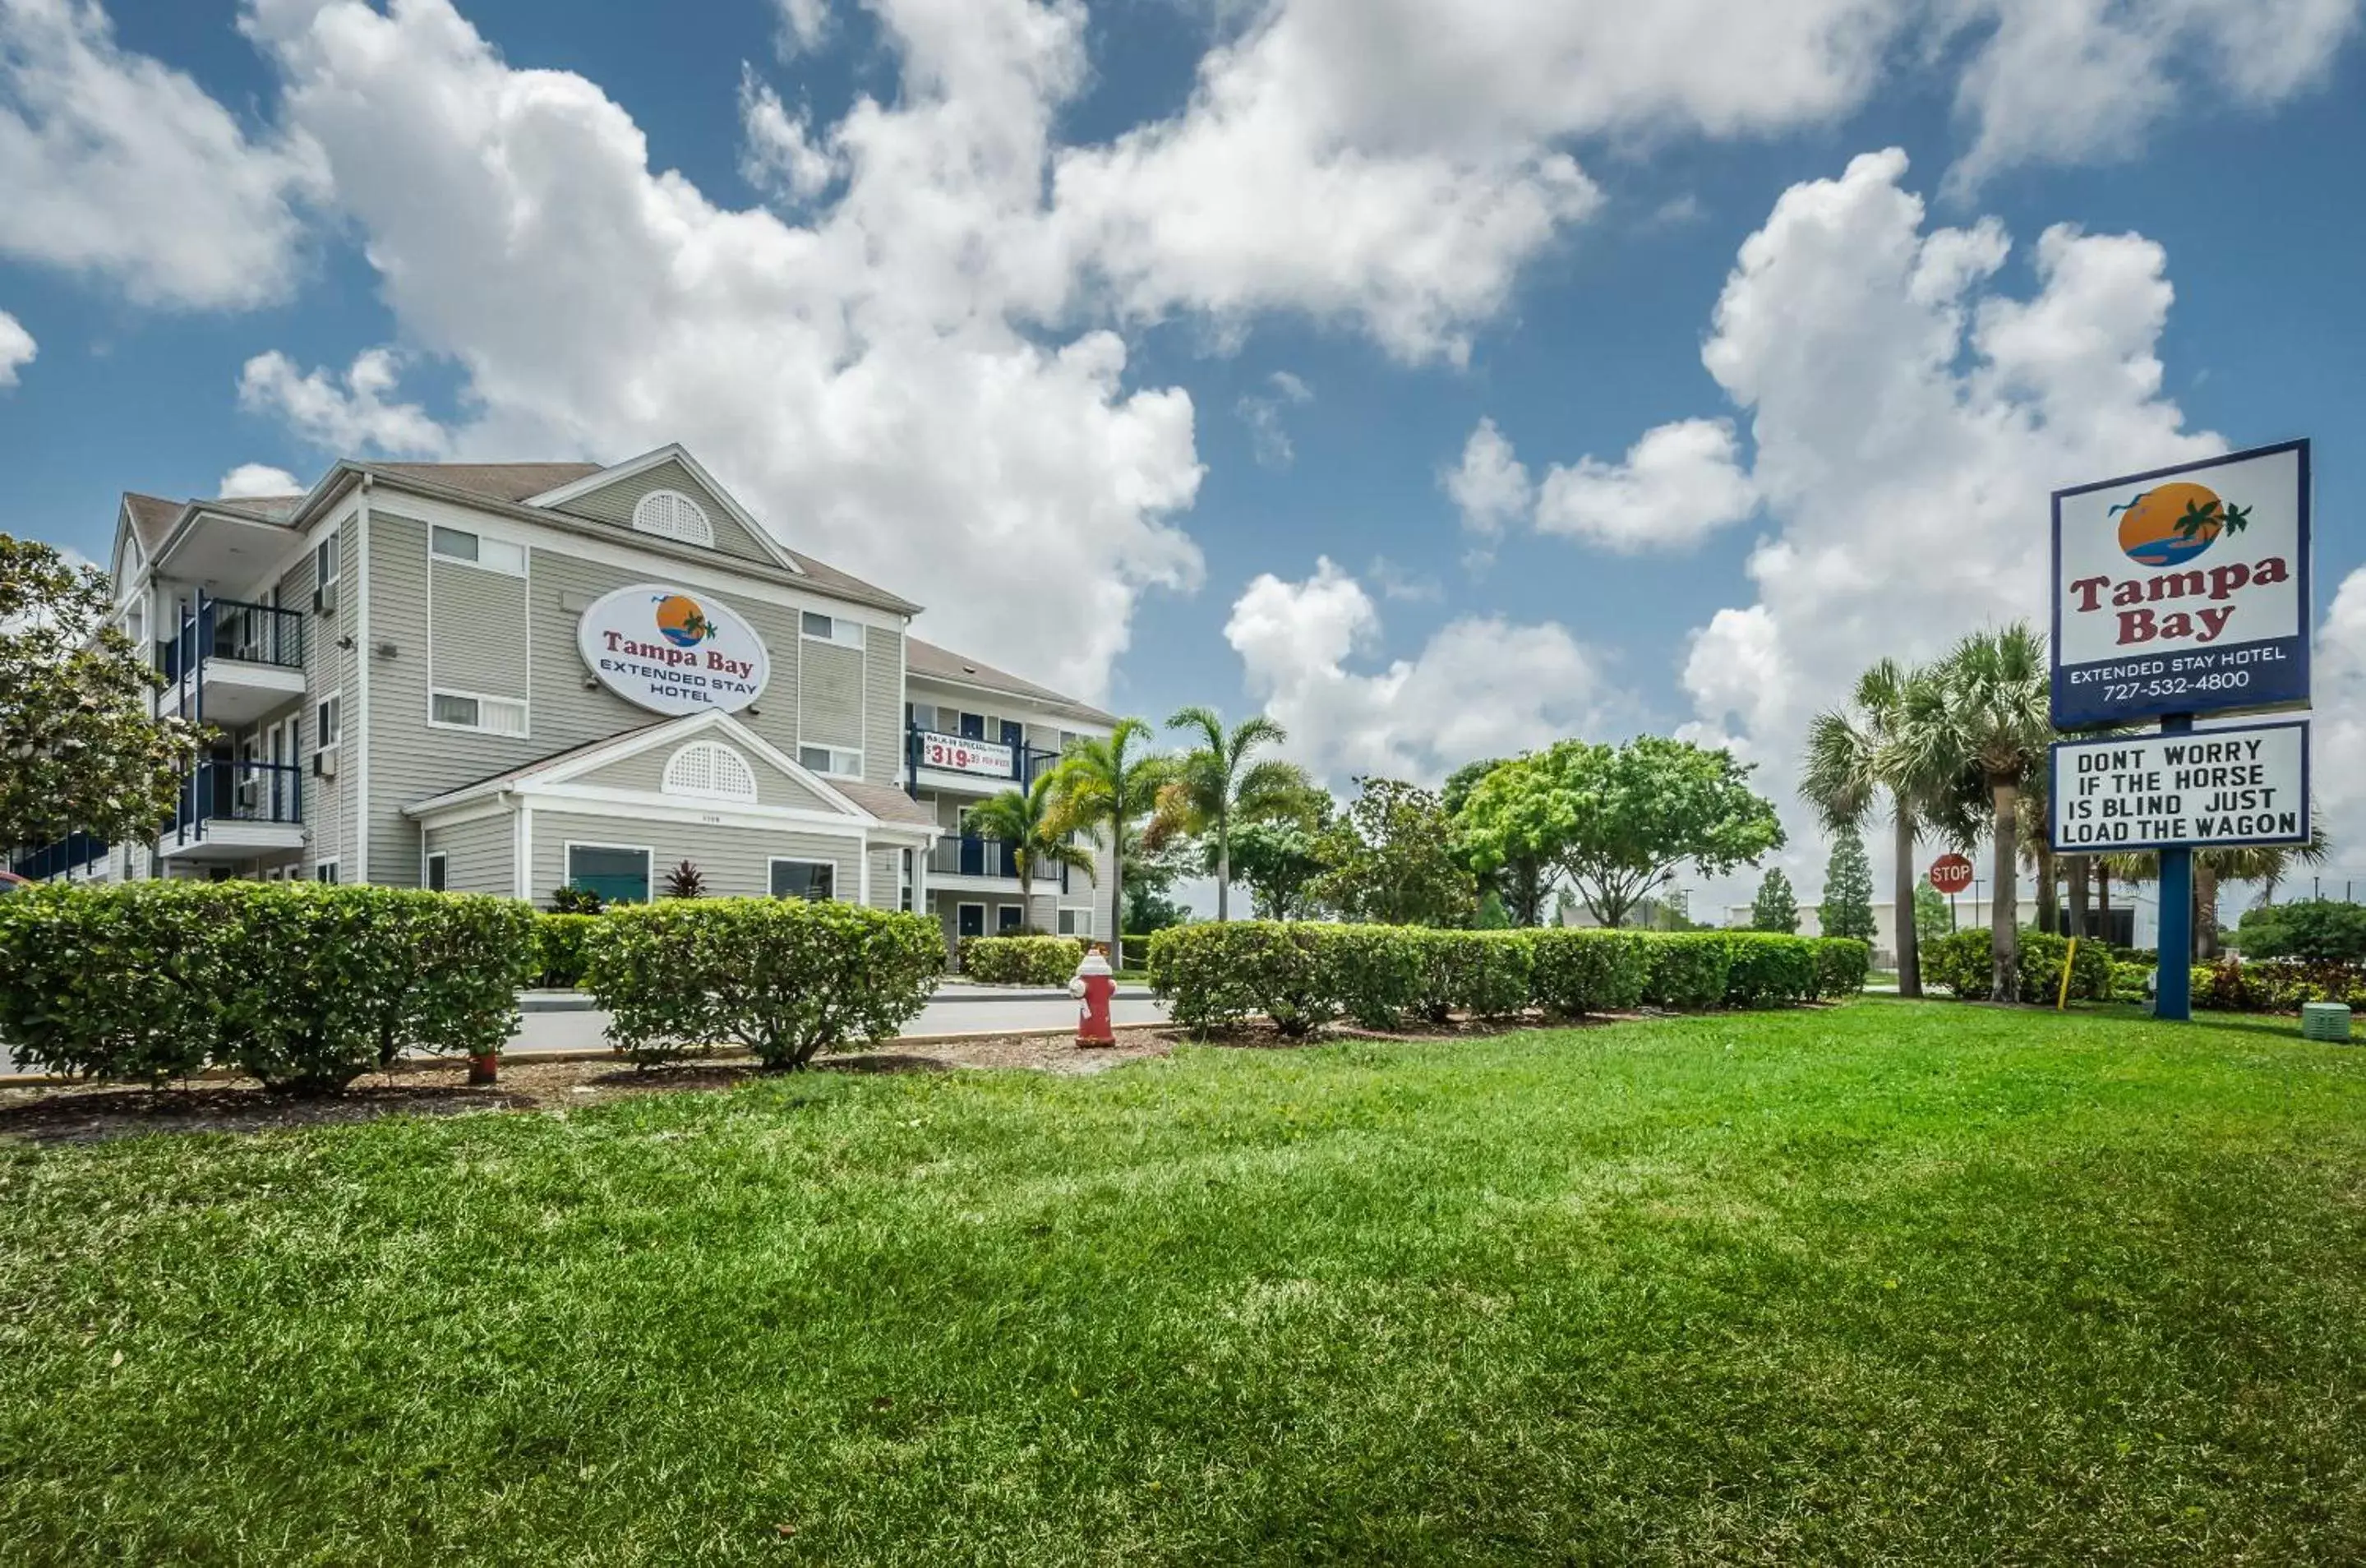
[1812,937,1872,999]
[1326,925,1423,1029]
[1411,930,1534,1023]
[1921,928,2113,1003]
[0,883,537,1091]
[2233,900,2366,962]
[2111,961,2152,1004]
[1528,929,1649,1017]
[2192,957,2366,1012]
[961,934,1082,985]
[1642,933,1733,1010]
[585,899,941,1069]
[0,881,238,1081]
[1722,932,1819,1007]
[1148,922,1346,1038]
[535,913,599,989]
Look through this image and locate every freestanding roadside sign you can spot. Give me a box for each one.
[2049,439,2313,1021]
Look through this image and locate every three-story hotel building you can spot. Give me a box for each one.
[20,445,1114,956]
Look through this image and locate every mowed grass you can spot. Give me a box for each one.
[4,1003,2365,1565]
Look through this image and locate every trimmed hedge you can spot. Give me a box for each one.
[585,899,943,1068]
[535,913,599,989]
[960,934,1085,986]
[0,882,537,1091]
[1148,922,1843,1038]
[1921,927,2114,1003]
[2192,957,2366,1013]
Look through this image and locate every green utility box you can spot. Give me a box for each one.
[2300,1002,2352,1043]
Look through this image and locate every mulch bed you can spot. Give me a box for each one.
[0,1012,1658,1146]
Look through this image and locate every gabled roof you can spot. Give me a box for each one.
[906,637,1116,727]
[374,461,602,505]
[122,494,184,556]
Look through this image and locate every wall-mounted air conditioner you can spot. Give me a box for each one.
[312,750,338,780]
[314,581,339,615]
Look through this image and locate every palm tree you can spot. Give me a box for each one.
[964,770,1098,918]
[1897,624,2053,1001]
[2103,825,2329,960]
[1046,718,1170,971]
[1801,658,1945,997]
[1151,706,1312,922]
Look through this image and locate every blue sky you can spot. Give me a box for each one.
[5,0,2365,906]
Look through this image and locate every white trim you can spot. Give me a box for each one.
[523,444,804,575]
[798,611,865,648]
[425,850,447,892]
[313,858,341,885]
[798,744,863,780]
[428,689,531,737]
[957,901,986,938]
[353,488,370,884]
[660,740,759,802]
[564,840,654,903]
[905,672,1112,736]
[768,856,838,902]
[515,802,533,902]
[314,689,344,751]
[420,796,511,832]
[630,489,716,548]
[1057,906,1093,938]
[519,786,893,838]
[428,523,528,576]
[857,841,872,906]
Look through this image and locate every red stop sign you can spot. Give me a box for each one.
[1929,853,1974,894]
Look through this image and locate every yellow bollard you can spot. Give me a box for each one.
[2056,936,2080,1011]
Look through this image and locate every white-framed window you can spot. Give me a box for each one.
[770,858,835,902]
[430,689,529,736]
[1057,907,1092,938]
[799,611,865,648]
[661,741,759,801]
[799,745,862,779]
[997,905,1024,934]
[566,843,653,905]
[632,489,715,546]
[316,691,343,750]
[425,852,447,892]
[899,848,913,912]
[314,531,341,610]
[314,860,340,885]
[429,524,527,575]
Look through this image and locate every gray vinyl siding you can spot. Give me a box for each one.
[425,812,514,897]
[800,641,864,749]
[867,847,898,911]
[577,745,840,813]
[428,558,530,700]
[363,514,440,881]
[864,625,903,787]
[274,546,325,874]
[529,812,861,905]
[546,458,777,569]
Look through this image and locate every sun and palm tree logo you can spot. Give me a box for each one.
[653,593,714,648]
[2111,480,2252,569]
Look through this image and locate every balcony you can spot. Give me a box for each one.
[159,760,306,862]
[159,594,307,728]
[7,832,108,883]
[925,835,1070,893]
[906,727,1063,794]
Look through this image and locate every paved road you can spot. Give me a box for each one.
[2,985,1170,1076]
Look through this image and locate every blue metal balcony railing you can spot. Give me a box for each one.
[160,594,304,684]
[8,832,107,882]
[927,834,1071,892]
[172,760,303,840]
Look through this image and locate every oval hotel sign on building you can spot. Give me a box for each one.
[2051,440,2308,728]
[577,583,772,717]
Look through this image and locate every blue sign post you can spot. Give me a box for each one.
[2050,440,2312,1020]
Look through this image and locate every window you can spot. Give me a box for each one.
[631,489,714,546]
[997,906,1023,934]
[661,741,759,801]
[430,525,527,575]
[899,848,913,912]
[430,689,529,736]
[800,611,864,648]
[799,745,861,779]
[566,844,651,905]
[425,852,447,892]
[316,692,343,749]
[770,859,835,902]
[315,533,340,590]
[1057,907,1092,938]
[314,860,340,885]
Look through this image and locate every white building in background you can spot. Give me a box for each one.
[16,445,1115,960]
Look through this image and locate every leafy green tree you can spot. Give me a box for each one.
[2235,897,2366,962]
[1150,706,1313,921]
[1820,825,1877,943]
[1309,777,1476,926]
[1458,737,1783,929]
[2,533,206,855]
[1913,878,1952,945]
[966,770,1098,911]
[1120,832,1196,938]
[1444,756,1551,925]
[1751,867,1801,933]
[1225,813,1334,920]
[1048,718,1172,969]
[1895,624,2053,1000]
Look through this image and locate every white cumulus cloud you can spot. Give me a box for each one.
[0,307,32,385]
[238,347,450,457]
[1533,417,1756,551]
[216,462,306,498]
[2311,568,2366,861]
[1442,417,1532,542]
[1225,556,1620,784]
[0,0,321,308]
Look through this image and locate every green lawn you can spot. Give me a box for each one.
[5,1002,2365,1565]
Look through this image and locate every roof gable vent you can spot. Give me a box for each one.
[661,740,757,802]
[633,488,715,547]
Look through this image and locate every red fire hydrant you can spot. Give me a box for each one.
[1069,948,1116,1047]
